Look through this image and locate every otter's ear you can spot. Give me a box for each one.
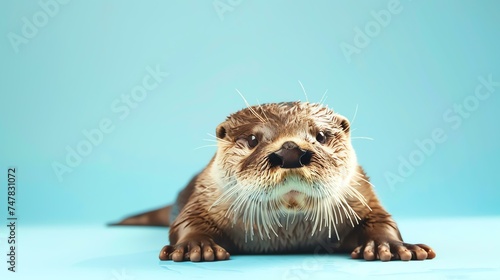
[336,115,350,135]
[216,123,227,139]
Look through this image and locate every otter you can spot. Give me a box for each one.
[116,101,436,262]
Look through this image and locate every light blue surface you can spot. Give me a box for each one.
[1,218,500,279]
[1,0,500,278]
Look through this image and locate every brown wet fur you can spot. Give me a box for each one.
[116,102,436,262]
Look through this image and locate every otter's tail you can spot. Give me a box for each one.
[111,205,172,227]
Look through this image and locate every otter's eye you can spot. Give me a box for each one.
[247,134,258,148]
[316,131,326,144]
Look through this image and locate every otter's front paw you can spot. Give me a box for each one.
[351,240,436,261]
[158,239,230,262]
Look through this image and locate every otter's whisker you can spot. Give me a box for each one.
[285,211,290,230]
[353,172,377,190]
[351,136,374,141]
[335,203,342,225]
[350,104,359,128]
[338,196,356,227]
[194,144,218,150]
[256,200,266,240]
[206,133,232,145]
[210,181,239,209]
[290,208,297,225]
[203,139,220,143]
[319,89,328,106]
[310,198,321,236]
[344,186,371,211]
[323,199,330,232]
[330,187,343,225]
[261,198,278,239]
[311,184,326,235]
[235,88,266,123]
[243,191,260,241]
[271,199,283,228]
[256,99,270,122]
[298,80,309,103]
[331,203,340,240]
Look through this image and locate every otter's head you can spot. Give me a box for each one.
[210,102,367,239]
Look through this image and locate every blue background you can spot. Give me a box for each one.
[2,1,500,279]
[0,0,500,280]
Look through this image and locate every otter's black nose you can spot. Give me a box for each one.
[268,141,312,168]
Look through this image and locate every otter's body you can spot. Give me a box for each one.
[117,102,435,262]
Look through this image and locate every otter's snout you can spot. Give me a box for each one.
[268,141,312,168]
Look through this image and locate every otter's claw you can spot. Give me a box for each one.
[351,240,436,261]
[159,239,230,262]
